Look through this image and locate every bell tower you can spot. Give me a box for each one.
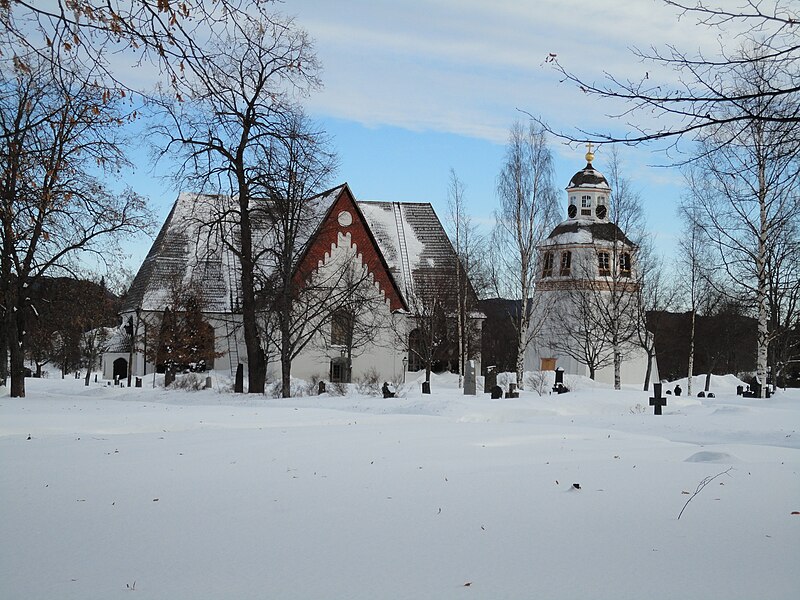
[565,143,611,222]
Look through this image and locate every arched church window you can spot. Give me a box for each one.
[331,309,353,346]
[598,252,611,276]
[620,253,632,277]
[408,328,424,372]
[542,252,554,277]
[559,251,572,276]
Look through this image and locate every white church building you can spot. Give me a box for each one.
[103,184,481,386]
[524,149,657,387]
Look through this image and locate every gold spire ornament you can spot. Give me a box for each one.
[585,142,595,163]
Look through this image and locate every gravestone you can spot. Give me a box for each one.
[318,380,326,394]
[505,382,519,399]
[422,381,431,394]
[649,382,667,415]
[135,377,142,388]
[382,382,396,398]
[697,391,705,398]
[673,385,682,397]
[553,367,567,393]
[490,385,503,400]
[164,370,175,387]
[484,366,497,394]
[736,385,744,396]
[464,360,476,396]
[234,363,244,393]
[205,376,212,389]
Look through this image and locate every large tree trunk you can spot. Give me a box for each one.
[238,193,266,395]
[613,344,621,390]
[687,309,696,396]
[9,304,25,398]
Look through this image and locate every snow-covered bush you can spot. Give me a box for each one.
[356,368,381,396]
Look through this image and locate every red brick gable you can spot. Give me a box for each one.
[293,186,408,312]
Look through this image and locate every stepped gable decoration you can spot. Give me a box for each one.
[293,184,408,312]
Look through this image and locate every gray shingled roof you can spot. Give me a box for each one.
[123,186,468,314]
[567,163,610,189]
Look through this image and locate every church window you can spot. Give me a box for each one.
[559,251,572,276]
[581,195,592,215]
[620,252,632,277]
[331,309,353,346]
[598,252,611,276]
[542,252,554,277]
[408,329,424,371]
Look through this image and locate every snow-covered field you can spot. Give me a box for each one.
[1,372,798,599]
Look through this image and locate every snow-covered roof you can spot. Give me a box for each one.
[358,201,462,306]
[567,162,610,190]
[543,220,635,248]
[124,186,467,315]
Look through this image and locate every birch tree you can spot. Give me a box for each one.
[492,122,559,388]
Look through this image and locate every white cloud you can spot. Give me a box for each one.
[289,0,725,142]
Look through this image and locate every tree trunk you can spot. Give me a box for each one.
[613,346,621,390]
[756,168,769,398]
[704,371,712,392]
[238,194,266,395]
[687,308,696,396]
[588,364,596,380]
[643,351,653,391]
[9,307,25,398]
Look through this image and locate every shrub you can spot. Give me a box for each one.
[355,368,381,396]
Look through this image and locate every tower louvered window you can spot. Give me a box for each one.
[542,252,554,277]
[560,251,572,276]
[598,252,610,276]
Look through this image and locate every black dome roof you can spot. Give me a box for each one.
[567,163,609,189]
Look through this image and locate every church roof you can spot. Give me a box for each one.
[567,162,610,189]
[123,185,468,315]
[544,220,635,247]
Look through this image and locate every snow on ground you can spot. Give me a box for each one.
[1,372,798,599]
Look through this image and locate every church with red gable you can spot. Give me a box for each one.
[103,184,482,388]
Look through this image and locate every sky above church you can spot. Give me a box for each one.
[127,0,723,281]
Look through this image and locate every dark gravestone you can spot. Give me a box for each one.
[505,382,519,399]
[318,380,326,395]
[707,392,715,398]
[135,377,142,388]
[697,391,705,398]
[484,366,497,394]
[382,382,395,398]
[649,382,667,415]
[464,360,477,396]
[234,363,244,393]
[164,370,175,387]
[553,367,566,393]
[490,385,503,400]
[205,376,212,389]
[422,381,431,394]
[673,385,682,397]
[736,385,744,396]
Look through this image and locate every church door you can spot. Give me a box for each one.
[113,358,128,380]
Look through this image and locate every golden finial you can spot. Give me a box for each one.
[585,142,595,164]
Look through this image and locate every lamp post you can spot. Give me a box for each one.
[402,356,407,384]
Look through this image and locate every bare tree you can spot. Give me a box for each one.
[681,54,800,397]
[154,18,335,395]
[445,169,485,387]
[492,121,559,388]
[0,56,150,397]
[540,1,799,145]
[633,245,676,391]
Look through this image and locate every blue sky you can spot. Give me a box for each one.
[125,0,718,275]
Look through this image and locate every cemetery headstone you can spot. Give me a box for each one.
[165,370,175,387]
[484,366,497,393]
[697,391,705,398]
[205,376,212,389]
[318,380,326,395]
[490,385,503,400]
[464,360,477,396]
[382,382,396,398]
[135,377,142,388]
[234,363,244,393]
[505,382,519,399]
[422,381,431,394]
[649,382,667,415]
[673,385,682,396]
